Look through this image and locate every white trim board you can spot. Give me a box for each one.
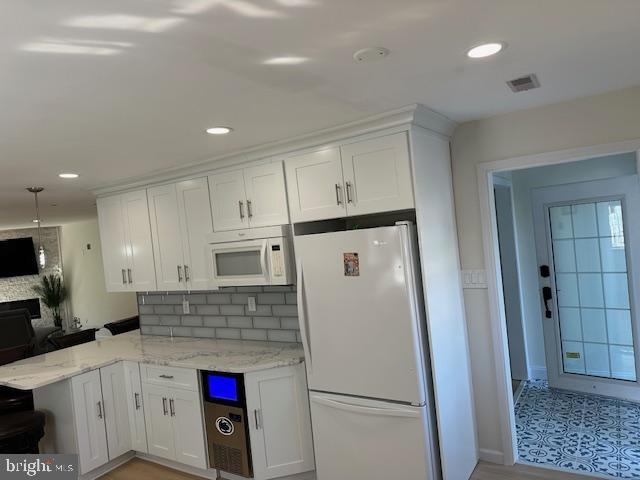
[93,103,456,196]
[476,139,640,466]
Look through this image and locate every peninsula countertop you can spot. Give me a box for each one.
[0,330,305,390]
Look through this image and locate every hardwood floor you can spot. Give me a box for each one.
[100,458,599,480]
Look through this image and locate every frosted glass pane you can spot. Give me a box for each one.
[553,240,576,273]
[562,341,585,374]
[581,309,607,343]
[559,308,582,341]
[600,237,627,272]
[597,201,624,238]
[556,274,579,307]
[584,343,610,377]
[603,273,630,309]
[572,203,598,238]
[549,206,573,239]
[610,345,636,381]
[607,309,634,346]
[577,273,604,308]
[575,238,600,272]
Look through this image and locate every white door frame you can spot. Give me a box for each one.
[476,138,640,466]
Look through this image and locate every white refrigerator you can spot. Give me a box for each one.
[295,222,440,480]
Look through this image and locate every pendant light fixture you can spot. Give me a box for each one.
[27,187,46,269]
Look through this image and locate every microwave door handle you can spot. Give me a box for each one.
[260,241,269,282]
[296,259,312,373]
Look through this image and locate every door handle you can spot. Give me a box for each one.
[345,181,353,204]
[542,286,553,319]
[296,259,312,373]
[134,392,141,410]
[184,265,190,282]
[247,199,253,218]
[97,401,103,419]
[169,398,175,417]
[177,265,183,282]
[122,269,127,285]
[254,409,262,429]
[239,200,245,220]
[335,184,343,206]
[127,268,132,284]
[162,397,168,416]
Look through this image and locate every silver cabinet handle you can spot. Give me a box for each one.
[239,200,245,220]
[134,392,141,410]
[97,401,103,419]
[127,268,132,284]
[159,374,174,379]
[335,184,343,206]
[177,265,183,282]
[162,397,168,416]
[254,409,262,429]
[184,265,190,282]
[169,398,175,417]
[122,269,127,285]
[247,200,253,218]
[345,181,354,204]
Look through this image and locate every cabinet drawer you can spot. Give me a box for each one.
[140,364,198,391]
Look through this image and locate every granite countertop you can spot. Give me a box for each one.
[0,330,305,390]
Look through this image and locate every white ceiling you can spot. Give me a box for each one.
[2,0,640,228]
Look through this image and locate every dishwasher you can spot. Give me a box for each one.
[202,371,253,478]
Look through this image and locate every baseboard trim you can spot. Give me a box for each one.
[136,453,217,479]
[529,365,547,380]
[478,448,505,464]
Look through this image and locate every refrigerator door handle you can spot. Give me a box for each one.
[296,259,312,372]
[311,395,420,418]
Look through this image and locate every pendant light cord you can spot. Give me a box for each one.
[34,190,42,247]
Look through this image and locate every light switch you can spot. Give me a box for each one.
[247,297,256,312]
[461,269,488,289]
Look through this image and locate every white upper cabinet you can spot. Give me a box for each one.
[244,163,289,228]
[340,132,414,216]
[209,162,289,232]
[148,178,213,291]
[208,170,249,232]
[284,133,414,222]
[97,190,157,293]
[284,148,346,223]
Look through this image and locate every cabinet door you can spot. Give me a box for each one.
[123,361,148,453]
[340,132,414,216]
[208,170,249,232]
[244,163,289,228]
[122,190,157,290]
[96,196,129,292]
[246,364,315,479]
[100,362,132,459]
[170,387,207,469]
[71,370,109,475]
[284,148,346,223]
[142,383,175,460]
[176,178,213,290]
[148,184,185,291]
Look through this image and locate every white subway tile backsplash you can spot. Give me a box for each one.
[138,287,299,343]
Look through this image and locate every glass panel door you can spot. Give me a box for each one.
[549,200,636,381]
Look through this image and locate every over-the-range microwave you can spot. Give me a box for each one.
[206,225,294,288]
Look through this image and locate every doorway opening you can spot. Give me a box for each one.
[489,151,640,478]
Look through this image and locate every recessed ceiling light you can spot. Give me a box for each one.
[263,56,309,65]
[467,42,505,59]
[206,127,233,135]
[59,173,79,179]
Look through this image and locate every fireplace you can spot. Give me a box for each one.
[0,298,41,319]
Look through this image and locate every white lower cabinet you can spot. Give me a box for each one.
[245,363,315,480]
[141,366,207,469]
[123,361,148,453]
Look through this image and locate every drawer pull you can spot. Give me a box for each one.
[159,374,174,379]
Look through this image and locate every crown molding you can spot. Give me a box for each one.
[93,103,456,196]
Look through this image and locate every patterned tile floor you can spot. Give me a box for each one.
[516,380,640,478]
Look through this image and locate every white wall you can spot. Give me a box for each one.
[450,85,640,459]
[60,218,137,329]
[510,154,637,379]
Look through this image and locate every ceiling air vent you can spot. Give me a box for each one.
[506,74,540,93]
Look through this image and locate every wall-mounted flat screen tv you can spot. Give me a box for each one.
[0,237,39,278]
